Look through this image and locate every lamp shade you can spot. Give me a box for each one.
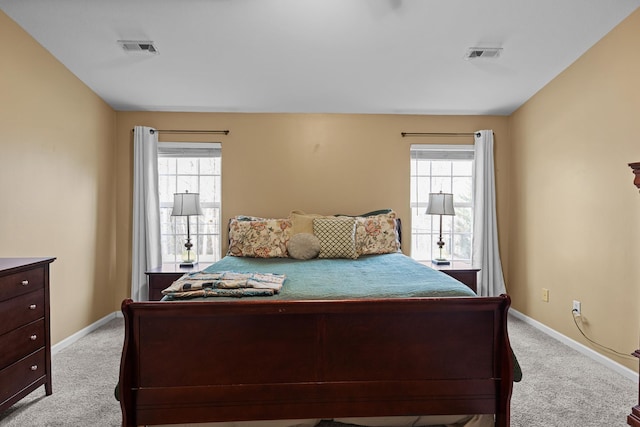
[425,192,455,216]
[171,192,203,216]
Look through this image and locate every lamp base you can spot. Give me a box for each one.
[431,259,451,266]
[181,247,196,267]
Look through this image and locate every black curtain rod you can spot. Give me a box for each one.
[132,129,229,135]
[152,129,229,135]
[401,132,480,137]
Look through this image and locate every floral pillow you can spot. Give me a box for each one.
[352,212,401,255]
[228,217,293,258]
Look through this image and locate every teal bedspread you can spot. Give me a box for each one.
[180,252,476,300]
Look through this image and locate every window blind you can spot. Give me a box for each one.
[410,144,474,160]
[158,142,221,158]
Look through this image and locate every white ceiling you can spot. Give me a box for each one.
[2,0,639,115]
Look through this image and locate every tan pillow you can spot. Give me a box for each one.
[289,210,327,234]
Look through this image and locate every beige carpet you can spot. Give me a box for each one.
[0,314,636,426]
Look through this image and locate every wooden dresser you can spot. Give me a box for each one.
[0,257,55,412]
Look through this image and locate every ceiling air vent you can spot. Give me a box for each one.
[464,47,502,60]
[118,40,159,55]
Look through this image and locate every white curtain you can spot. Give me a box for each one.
[131,126,162,301]
[472,130,507,296]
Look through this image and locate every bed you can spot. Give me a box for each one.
[119,212,516,427]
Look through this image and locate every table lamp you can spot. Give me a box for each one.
[171,191,203,267]
[425,191,455,265]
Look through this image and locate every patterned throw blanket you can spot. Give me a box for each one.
[161,271,286,299]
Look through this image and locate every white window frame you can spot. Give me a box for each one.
[158,142,222,265]
[410,144,475,263]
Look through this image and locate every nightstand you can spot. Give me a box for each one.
[430,261,479,293]
[145,263,212,301]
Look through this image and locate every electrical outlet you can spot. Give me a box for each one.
[572,300,581,315]
[542,288,549,302]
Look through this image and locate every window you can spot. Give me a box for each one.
[157,142,221,264]
[410,145,474,263]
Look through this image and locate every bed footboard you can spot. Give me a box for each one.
[119,295,513,427]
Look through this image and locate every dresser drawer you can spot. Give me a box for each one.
[0,266,44,302]
[0,349,46,407]
[0,289,45,336]
[0,319,45,370]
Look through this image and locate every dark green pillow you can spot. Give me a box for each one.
[334,209,393,217]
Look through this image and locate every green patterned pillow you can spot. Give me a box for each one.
[313,217,358,259]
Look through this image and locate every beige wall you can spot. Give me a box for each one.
[114,113,510,304]
[509,8,640,370]
[8,0,638,375]
[0,11,117,344]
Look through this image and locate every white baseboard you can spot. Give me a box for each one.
[509,308,639,382]
[51,311,122,356]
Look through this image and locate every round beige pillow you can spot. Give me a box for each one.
[287,233,321,260]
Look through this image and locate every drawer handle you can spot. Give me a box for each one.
[30,334,37,341]
[30,365,38,371]
[29,304,37,310]
[21,280,29,286]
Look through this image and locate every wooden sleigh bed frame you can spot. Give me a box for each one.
[119,294,514,427]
